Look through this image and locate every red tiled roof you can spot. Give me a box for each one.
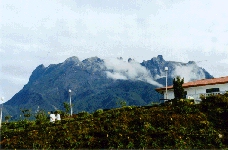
[156,76,228,92]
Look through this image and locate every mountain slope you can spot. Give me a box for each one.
[2,55,213,120]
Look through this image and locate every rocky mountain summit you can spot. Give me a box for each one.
[3,55,213,120]
[141,55,212,80]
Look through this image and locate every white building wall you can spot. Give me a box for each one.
[167,90,174,99]
[186,83,228,99]
[163,83,228,100]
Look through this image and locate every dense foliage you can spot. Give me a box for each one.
[1,93,228,149]
[173,76,185,99]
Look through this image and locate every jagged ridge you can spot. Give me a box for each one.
[3,55,213,120]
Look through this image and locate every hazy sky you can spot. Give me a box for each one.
[1,0,228,102]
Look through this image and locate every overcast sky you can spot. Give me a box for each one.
[1,0,228,102]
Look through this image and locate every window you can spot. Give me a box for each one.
[206,88,220,93]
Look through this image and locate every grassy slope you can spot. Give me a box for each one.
[1,97,228,149]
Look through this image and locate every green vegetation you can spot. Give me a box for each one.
[173,76,185,100]
[4,115,11,123]
[63,102,71,114]
[20,108,32,120]
[34,109,48,125]
[1,94,228,149]
[116,98,127,107]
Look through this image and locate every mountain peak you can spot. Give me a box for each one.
[188,61,196,64]
[117,57,123,60]
[82,56,102,63]
[155,55,165,62]
[150,55,165,62]
[128,58,135,62]
[28,64,46,83]
[64,56,80,62]
[157,55,164,61]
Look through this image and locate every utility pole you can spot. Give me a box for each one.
[0,97,5,130]
[165,67,168,99]
[69,89,72,116]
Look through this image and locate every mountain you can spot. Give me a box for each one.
[141,55,212,81]
[2,55,213,120]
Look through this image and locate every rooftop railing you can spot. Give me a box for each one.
[186,91,227,100]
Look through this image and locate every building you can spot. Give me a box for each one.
[155,76,228,103]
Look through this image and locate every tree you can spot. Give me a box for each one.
[5,115,11,123]
[173,76,185,100]
[34,109,48,124]
[116,98,127,107]
[20,108,32,120]
[63,102,70,113]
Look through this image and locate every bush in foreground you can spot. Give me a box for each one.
[1,94,228,149]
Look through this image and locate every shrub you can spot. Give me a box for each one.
[201,94,228,109]
[123,106,135,111]
[116,99,127,107]
[78,111,90,119]
[34,109,48,125]
[20,108,32,120]
[173,99,199,114]
[93,109,103,117]
[5,115,12,122]
[61,112,71,119]
[8,121,20,129]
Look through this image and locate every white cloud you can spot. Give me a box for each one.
[103,58,162,87]
[106,72,127,80]
[173,64,206,83]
